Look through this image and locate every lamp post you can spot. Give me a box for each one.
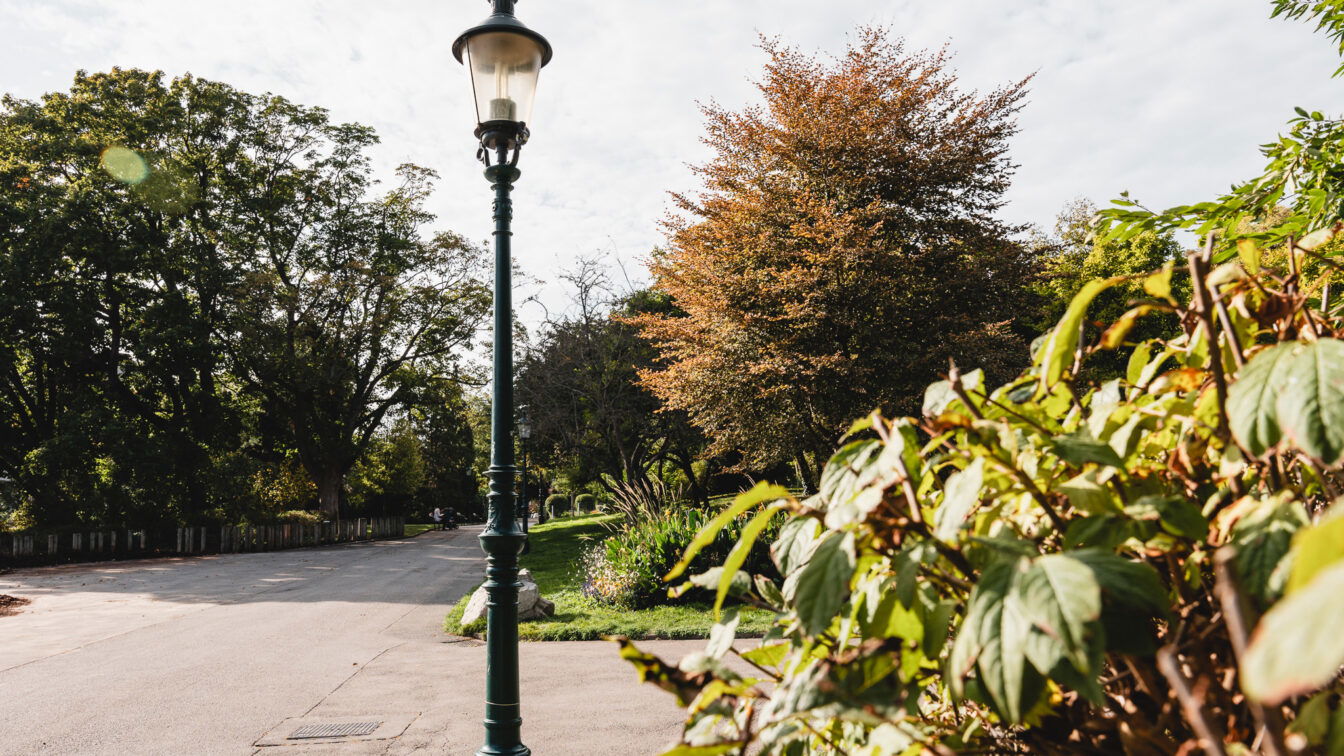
[454,2,551,755]
[517,405,532,536]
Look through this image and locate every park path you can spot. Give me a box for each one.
[0,527,698,755]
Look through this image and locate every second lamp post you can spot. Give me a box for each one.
[453,1,551,754]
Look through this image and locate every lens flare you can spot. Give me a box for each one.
[100,146,149,184]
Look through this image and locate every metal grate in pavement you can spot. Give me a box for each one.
[288,721,382,739]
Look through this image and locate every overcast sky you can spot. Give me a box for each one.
[2,0,1342,326]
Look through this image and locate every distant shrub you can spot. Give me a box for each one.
[582,506,781,609]
[276,509,323,525]
[574,493,596,512]
[544,493,569,515]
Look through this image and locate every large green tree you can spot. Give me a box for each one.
[0,69,487,526]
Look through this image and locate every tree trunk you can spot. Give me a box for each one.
[315,467,343,520]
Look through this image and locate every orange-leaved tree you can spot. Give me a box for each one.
[636,28,1040,486]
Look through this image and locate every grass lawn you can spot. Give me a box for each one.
[445,512,778,641]
[404,523,436,537]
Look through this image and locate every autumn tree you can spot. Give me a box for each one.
[636,29,1038,485]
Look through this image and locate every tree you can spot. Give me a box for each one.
[635,28,1039,486]
[221,158,490,518]
[517,259,711,503]
[0,68,488,526]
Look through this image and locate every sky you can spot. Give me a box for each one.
[2,0,1342,328]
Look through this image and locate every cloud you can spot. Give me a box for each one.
[2,0,1341,325]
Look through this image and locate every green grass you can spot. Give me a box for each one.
[445,512,778,641]
[404,523,436,537]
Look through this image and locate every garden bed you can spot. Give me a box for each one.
[446,513,776,641]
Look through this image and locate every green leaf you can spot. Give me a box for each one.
[753,574,785,609]
[714,504,784,617]
[1237,238,1262,274]
[665,482,790,582]
[1243,560,1344,703]
[935,456,985,541]
[1287,502,1344,594]
[950,559,1032,722]
[1017,554,1102,676]
[783,531,855,636]
[1052,432,1125,469]
[739,641,789,669]
[1277,339,1344,465]
[1231,495,1310,602]
[771,516,822,577]
[1228,342,1301,456]
[1126,342,1154,385]
[1070,549,1170,618]
[1124,495,1209,540]
[705,609,740,659]
[1058,470,1122,515]
[1037,277,1122,389]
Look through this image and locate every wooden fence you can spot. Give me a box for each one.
[0,517,405,568]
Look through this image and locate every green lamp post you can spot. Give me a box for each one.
[453,2,551,754]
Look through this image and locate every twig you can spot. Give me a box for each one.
[1157,645,1228,756]
[1188,238,1232,440]
[1214,548,1290,756]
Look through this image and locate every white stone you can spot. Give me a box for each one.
[459,568,554,628]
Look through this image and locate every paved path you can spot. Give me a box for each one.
[0,527,701,755]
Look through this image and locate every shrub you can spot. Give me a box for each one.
[574,493,596,512]
[544,493,569,515]
[584,507,780,609]
[275,510,323,526]
[604,475,684,525]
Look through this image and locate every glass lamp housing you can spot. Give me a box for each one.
[518,420,532,440]
[466,32,544,125]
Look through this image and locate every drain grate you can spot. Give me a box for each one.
[288,721,381,740]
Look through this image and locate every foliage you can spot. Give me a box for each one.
[604,473,685,526]
[635,28,1040,486]
[617,15,1344,748]
[517,259,711,502]
[0,69,486,528]
[574,493,596,512]
[583,505,782,610]
[545,493,570,515]
[448,513,777,641]
[274,509,323,526]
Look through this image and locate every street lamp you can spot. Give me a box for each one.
[454,2,551,755]
[517,405,532,536]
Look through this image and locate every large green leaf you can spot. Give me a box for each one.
[1277,339,1344,465]
[1037,277,1122,389]
[1287,503,1344,594]
[1058,470,1122,515]
[771,516,822,577]
[666,482,790,582]
[1070,549,1170,618]
[1228,342,1300,456]
[1243,561,1344,703]
[714,504,784,617]
[1053,432,1125,469]
[783,531,855,636]
[935,456,985,541]
[1231,495,1309,602]
[950,559,1033,722]
[1017,554,1102,676]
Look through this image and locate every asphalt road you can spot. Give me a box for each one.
[0,527,700,755]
